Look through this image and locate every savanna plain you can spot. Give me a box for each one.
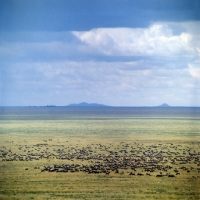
[0,107,200,199]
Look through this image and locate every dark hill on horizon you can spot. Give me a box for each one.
[67,102,111,107]
[66,102,171,107]
[157,103,170,107]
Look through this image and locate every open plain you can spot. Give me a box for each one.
[0,107,200,199]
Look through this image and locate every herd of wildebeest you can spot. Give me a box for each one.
[1,139,200,178]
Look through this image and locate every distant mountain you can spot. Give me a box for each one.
[157,103,170,107]
[67,102,110,107]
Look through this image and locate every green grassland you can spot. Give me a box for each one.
[0,112,200,199]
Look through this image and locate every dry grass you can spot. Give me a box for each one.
[0,117,200,199]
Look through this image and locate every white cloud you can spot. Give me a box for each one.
[1,58,200,106]
[1,22,200,106]
[72,22,200,57]
[189,64,200,79]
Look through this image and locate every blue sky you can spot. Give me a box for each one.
[0,0,200,106]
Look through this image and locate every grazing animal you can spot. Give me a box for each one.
[156,174,163,177]
[168,174,175,177]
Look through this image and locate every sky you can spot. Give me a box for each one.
[0,0,200,106]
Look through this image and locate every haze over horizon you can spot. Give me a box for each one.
[1,0,200,107]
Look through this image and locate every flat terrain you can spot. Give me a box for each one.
[0,107,200,199]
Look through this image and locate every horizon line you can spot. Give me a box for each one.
[0,105,200,108]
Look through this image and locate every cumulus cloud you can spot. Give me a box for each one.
[31,60,195,105]
[72,22,200,57]
[189,64,200,79]
[1,22,199,64]
[1,57,199,106]
[1,22,200,106]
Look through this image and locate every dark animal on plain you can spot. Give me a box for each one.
[168,174,175,177]
[156,174,163,177]
[115,169,119,174]
[105,171,110,175]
